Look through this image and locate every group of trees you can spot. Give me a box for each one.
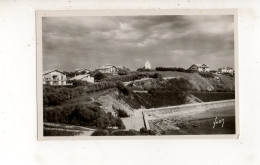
[155,67,186,72]
[44,103,125,129]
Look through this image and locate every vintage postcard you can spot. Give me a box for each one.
[36,10,239,140]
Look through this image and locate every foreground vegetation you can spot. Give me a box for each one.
[44,103,125,129]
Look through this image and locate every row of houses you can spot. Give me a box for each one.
[43,61,234,86]
[145,62,234,74]
[42,64,126,86]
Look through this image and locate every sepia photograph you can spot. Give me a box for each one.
[37,10,238,138]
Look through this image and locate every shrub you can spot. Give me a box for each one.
[116,109,129,118]
[116,81,130,96]
[94,72,106,81]
[91,130,108,136]
[198,72,214,78]
[139,127,156,135]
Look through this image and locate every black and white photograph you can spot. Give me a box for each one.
[37,10,238,138]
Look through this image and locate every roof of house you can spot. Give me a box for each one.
[219,67,234,70]
[99,64,116,69]
[75,68,90,72]
[43,70,65,75]
[190,64,209,68]
[115,66,125,69]
[69,74,91,80]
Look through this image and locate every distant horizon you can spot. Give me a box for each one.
[43,15,234,72]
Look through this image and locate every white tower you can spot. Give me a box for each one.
[145,61,151,70]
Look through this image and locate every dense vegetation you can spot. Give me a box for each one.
[44,129,81,136]
[155,67,186,72]
[43,81,118,106]
[116,109,130,118]
[43,103,125,129]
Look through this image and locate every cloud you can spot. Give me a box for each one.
[42,15,234,71]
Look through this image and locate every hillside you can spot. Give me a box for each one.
[137,71,235,92]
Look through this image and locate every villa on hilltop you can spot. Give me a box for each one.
[43,70,67,85]
[188,64,210,72]
[97,64,126,75]
[97,64,118,74]
[218,67,234,75]
[75,68,90,74]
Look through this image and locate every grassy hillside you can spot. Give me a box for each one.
[138,71,234,92]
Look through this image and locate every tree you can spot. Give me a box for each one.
[94,72,106,81]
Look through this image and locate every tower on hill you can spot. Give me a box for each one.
[145,61,152,70]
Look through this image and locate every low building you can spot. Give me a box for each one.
[218,67,234,75]
[115,66,125,70]
[145,61,152,70]
[97,64,118,74]
[188,64,210,72]
[69,74,94,83]
[75,68,90,74]
[43,70,67,85]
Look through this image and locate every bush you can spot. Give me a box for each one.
[116,109,129,118]
[116,81,130,96]
[91,130,108,136]
[94,72,106,81]
[198,72,214,78]
[140,127,156,135]
[118,68,130,75]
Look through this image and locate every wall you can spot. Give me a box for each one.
[142,99,235,128]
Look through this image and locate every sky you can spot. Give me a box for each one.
[42,15,234,72]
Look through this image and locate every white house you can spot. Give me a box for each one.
[69,74,94,83]
[97,64,118,74]
[75,68,90,74]
[43,70,67,85]
[188,64,210,72]
[218,67,234,75]
[145,61,152,70]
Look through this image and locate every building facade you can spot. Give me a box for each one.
[97,64,118,74]
[43,70,67,85]
[218,67,234,74]
[188,64,210,72]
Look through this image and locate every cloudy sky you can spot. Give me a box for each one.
[42,15,234,71]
